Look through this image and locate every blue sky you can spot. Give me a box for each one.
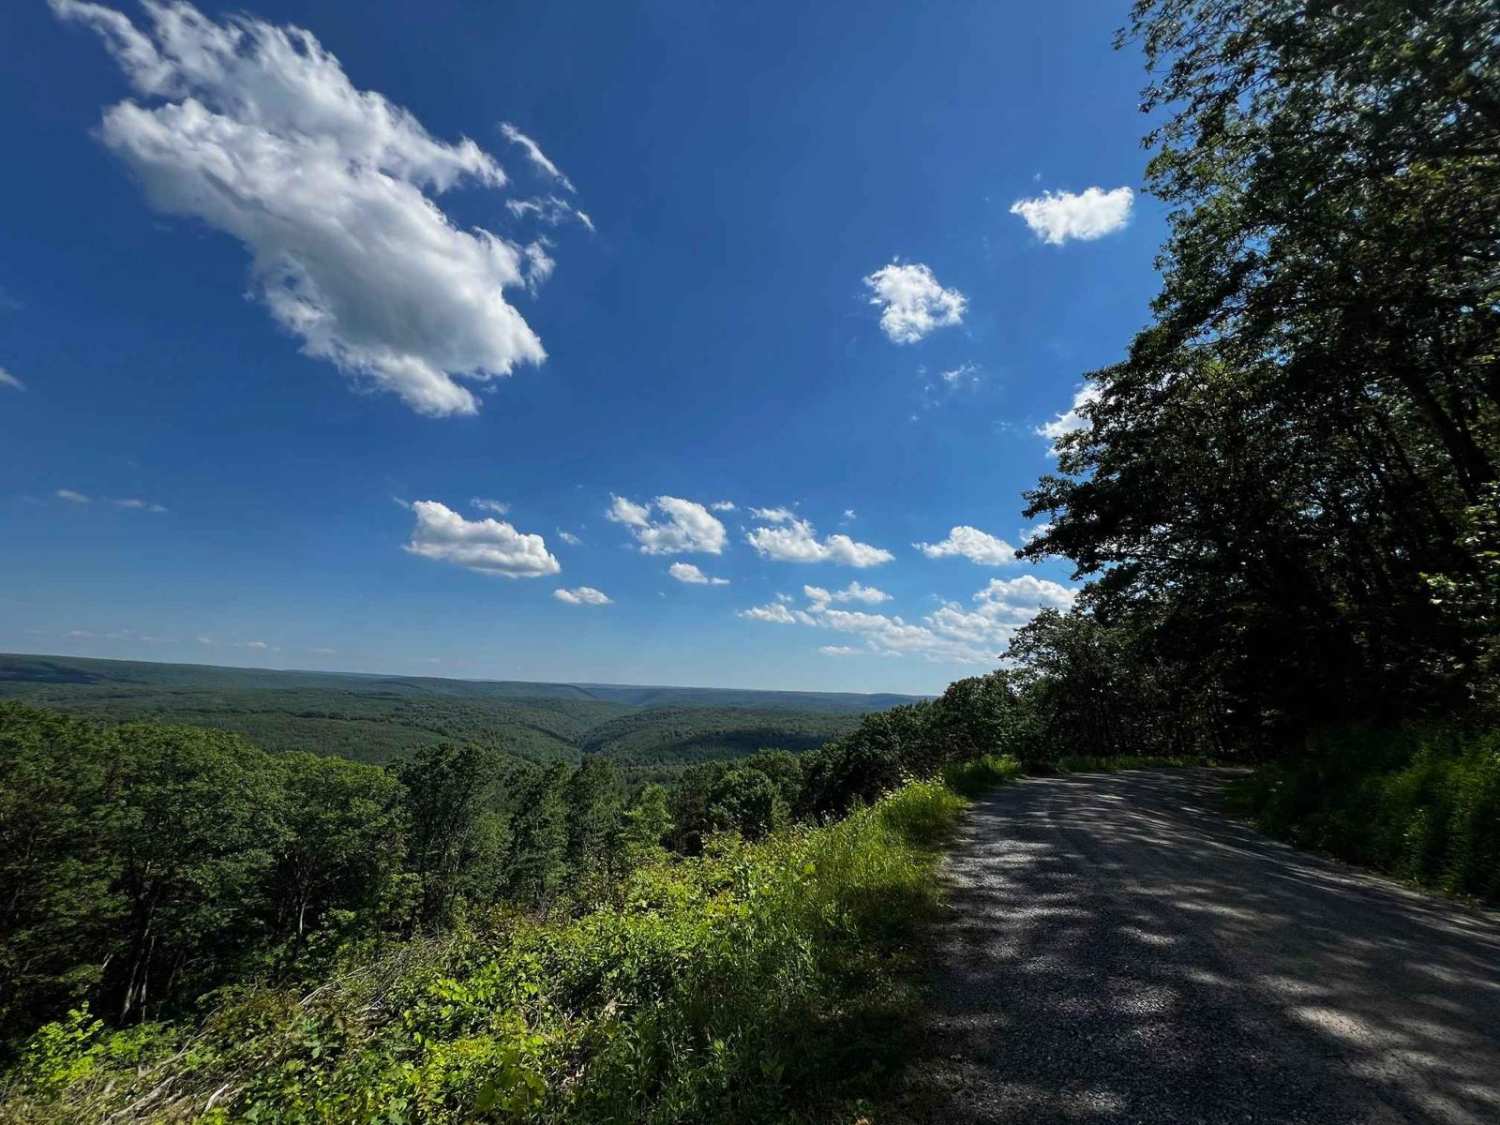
[1,0,1163,694]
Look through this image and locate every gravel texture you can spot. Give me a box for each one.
[897,768,1500,1125]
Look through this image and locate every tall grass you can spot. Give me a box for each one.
[2,779,982,1124]
[1231,727,1500,902]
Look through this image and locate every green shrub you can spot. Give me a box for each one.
[1232,727,1500,902]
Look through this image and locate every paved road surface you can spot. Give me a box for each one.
[901,769,1500,1125]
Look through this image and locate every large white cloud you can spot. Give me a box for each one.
[404,500,560,577]
[1010,187,1133,245]
[915,525,1017,565]
[1038,383,1102,453]
[53,1,578,417]
[863,262,966,344]
[740,575,1076,664]
[608,495,727,555]
[554,586,611,605]
[669,562,729,586]
[746,512,893,568]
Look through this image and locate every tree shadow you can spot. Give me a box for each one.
[896,769,1500,1125]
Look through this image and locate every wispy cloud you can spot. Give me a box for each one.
[500,122,576,193]
[0,366,24,391]
[55,488,90,504]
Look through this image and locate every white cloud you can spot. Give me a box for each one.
[1020,522,1052,544]
[0,366,24,391]
[52,1,579,417]
[926,576,1077,649]
[608,495,727,555]
[746,512,893,568]
[915,526,1017,565]
[803,581,890,605]
[818,645,864,656]
[1010,187,1133,245]
[749,506,796,523]
[740,575,1076,664]
[709,500,736,512]
[939,363,981,388]
[1037,383,1102,452]
[505,195,593,232]
[404,499,560,577]
[500,122,575,192]
[55,489,90,504]
[471,497,510,515]
[842,508,857,522]
[554,586,611,605]
[245,640,270,650]
[669,562,729,586]
[114,498,168,512]
[738,601,811,625]
[558,530,582,545]
[863,262,967,344]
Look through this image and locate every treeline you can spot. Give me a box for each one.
[0,671,1031,1054]
[1010,0,1499,756]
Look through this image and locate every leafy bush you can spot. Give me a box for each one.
[940,754,1022,798]
[1232,727,1500,902]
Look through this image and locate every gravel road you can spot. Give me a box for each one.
[899,769,1500,1125]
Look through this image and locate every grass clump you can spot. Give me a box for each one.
[941,754,1023,797]
[1230,727,1500,902]
[1,778,976,1124]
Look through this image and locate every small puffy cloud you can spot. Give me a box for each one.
[500,122,575,192]
[114,498,167,512]
[471,497,510,515]
[709,500,736,512]
[52,1,584,417]
[1010,187,1133,245]
[818,645,864,656]
[863,262,967,344]
[915,526,1017,565]
[746,512,893,568]
[405,499,560,577]
[245,640,270,650]
[554,586,611,605]
[56,489,90,504]
[558,530,582,545]
[0,366,24,390]
[608,495,727,555]
[669,562,729,586]
[1038,384,1102,452]
[803,581,890,605]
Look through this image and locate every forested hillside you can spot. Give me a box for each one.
[0,654,883,768]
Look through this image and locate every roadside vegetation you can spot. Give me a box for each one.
[0,676,1024,1121]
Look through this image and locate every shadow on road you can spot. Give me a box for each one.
[899,769,1500,1125]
